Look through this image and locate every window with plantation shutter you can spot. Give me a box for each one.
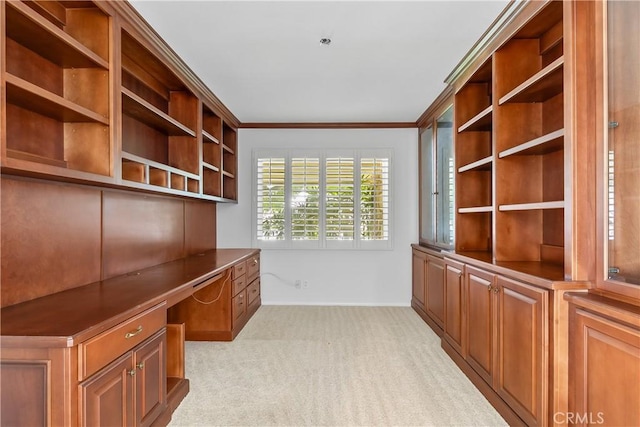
[291,158,320,240]
[326,157,355,240]
[256,158,286,240]
[254,149,392,249]
[360,158,389,241]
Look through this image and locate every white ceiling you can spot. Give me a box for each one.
[130,0,509,124]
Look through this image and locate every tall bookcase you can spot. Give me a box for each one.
[453,0,566,279]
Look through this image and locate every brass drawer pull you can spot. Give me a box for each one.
[136,362,145,370]
[252,259,258,265]
[128,369,136,376]
[125,325,143,339]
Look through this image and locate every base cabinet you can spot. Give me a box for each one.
[168,253,261,341]
[80,328,167,427]
[411,246,446,335]
[444,258,465,355]
[465,266,495,386]
[495,275,547,427]
[566,294,640,427]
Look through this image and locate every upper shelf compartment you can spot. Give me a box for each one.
[5,1,109,69]
[119,29,199,196]
[3,0,112,178]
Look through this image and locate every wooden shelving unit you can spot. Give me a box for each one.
[201,103,223,198]
[3,0,111,177]
[455,59,493,254]
[120,30,200,196]
[222,123,238,200]
[492,0,564,265]
[1,1,239,202]
[452,0,565,267]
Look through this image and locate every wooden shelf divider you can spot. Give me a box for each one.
[122,88,195,137]
[499,57,564,105]
[6,74,109,124]
[457,105,493,133]
[499,129,564,158]
[202,130,219,144]
[458,206,494,214]
[458,156,493,173]
[121,151,200,181]
[498,201,565,211]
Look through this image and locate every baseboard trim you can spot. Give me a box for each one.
[261,301,411,307]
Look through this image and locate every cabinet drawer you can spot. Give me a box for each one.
[247,278,260,305]
[232,261,246,279]
[247,255,260,281]
[79,303,166,381]
[232,274,247,296]
[232,290,246,323]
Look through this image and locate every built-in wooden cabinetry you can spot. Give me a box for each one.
[563,1,640,425]
[0,249,260,426]
[169,253,261,341]
[411,245,445,336]
[417,89,455,250]
[1,1,255,425]
[1,0,239,202]
[410,0,640,425]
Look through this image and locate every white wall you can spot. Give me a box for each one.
[217,128,418,306]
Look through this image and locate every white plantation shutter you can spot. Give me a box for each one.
[360,158,389,241]
[325,157,355,241]
[256,157,285,240]
[291,158,320,240]
[254,149,391,249]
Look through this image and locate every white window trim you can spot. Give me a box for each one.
[253,148,393,250]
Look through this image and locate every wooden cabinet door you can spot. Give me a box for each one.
[444,258,465,355]
[80,353,134,427]
[426,254,445,328]
[134,330,167,427]
[570,307,640,427]
[496,276,548,427]
[412,250,427,311]
[465,266,495,386]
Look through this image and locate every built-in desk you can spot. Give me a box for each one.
[0,248,260,427]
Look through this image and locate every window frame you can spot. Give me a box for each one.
[253,148,393,250]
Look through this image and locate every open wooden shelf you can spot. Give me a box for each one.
[499,129,564,158]
[202,130,219,144]
[499,57,564,105]
[458,156,493,173]
[459,206,494,214]
[498,201,564,211]
[202,162,220,172]
[122,88,195,137]
[457,105,493,133]
[5,1,108,70]
[222,144,235,155]
[6,148,68,168]
[222,170,235,179]
[6,74,108,125]
[121,151,199,190]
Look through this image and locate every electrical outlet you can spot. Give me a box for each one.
[302,280,309,289]
[294,279,301,289]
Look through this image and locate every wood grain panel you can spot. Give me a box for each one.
[5,103,64,161]
[466,266,495,386]
[102,192,184,279]
[0,361,48,426]
[184,200,216,256]
[1,177,102,307]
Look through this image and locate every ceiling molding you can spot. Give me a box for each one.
[239,122,417,130]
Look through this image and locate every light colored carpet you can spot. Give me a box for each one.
[168,305,507,427]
